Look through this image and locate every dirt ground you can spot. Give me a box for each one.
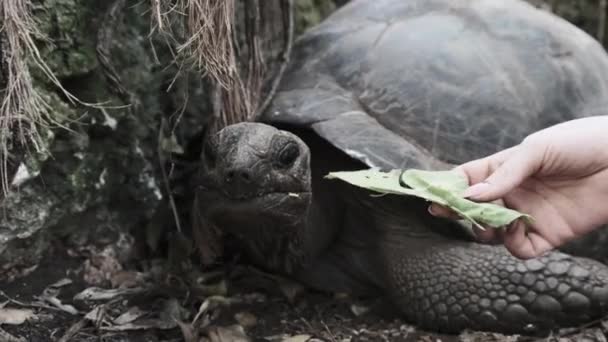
[1,239,608,342]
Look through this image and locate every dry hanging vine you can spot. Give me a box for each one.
[0,0,61,198]
[0,0,101,199]
[149,0,295,134]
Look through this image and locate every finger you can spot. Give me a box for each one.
[503,221,554,259]
[501,187,575,257]
[464,146,543,202]
[471,196,508,243]
[473,225,498,243]
[428,203,461,220]
[455,147,516,185]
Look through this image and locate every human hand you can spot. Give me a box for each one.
[429,116,608,259]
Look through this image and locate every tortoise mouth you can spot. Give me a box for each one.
[197,187,312,228]
[198,185,310,202]
[222,191,311,205]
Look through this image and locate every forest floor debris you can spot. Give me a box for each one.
[1,241,608,342]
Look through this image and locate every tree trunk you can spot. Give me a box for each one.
[0,0,340,280]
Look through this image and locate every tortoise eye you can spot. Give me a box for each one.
[277,143,300,168]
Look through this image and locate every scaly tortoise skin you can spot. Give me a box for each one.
[197,0,608,335]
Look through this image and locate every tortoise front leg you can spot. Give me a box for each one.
[383,240,608,335]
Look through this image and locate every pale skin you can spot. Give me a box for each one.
[429,115,608,259]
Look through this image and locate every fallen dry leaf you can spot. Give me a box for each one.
[234,312,257,328]
[73,286,145,301]
[113,307,145,325]
[160,298,190,324]
[38,280,79,315]
[192,296,236,325]
[176,319,198,342]
[100,318,177,331]
[0,308,36,325]
[84,306,106,326]
[0,327,27,342]
[49,278,73,288]
[38,287,78,316]
[277,278,306,304]
[281,335,311,342]
[195,280,228,297]
[110,270,145,289]
[207,325,250,342]
[458,330,520,342]
[333,293,350,300]
[350,304,370,317]
[196,270,224,284]
[44,296,78,315]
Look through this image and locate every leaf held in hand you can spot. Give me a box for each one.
[326,168,533,229]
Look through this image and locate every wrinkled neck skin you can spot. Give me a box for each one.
[201,178,344,276]
[243,190,344,275]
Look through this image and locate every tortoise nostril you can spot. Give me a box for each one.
[240,171,251,182]
[225,169,252,184]
[226,170,236,183]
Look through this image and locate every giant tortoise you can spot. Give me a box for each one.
[197,0,608,335]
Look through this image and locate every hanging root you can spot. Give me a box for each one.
[177,0,238,90]
[175,0,251,131]
[97,0,140,112]
[188,0,254,131]
[0,0,53,197]
[0,0,99,198]
[148,0,294,133]
[150,0,240,90]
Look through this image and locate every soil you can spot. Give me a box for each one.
[1,241,607,342]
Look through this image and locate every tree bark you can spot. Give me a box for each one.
[0,0,341,280]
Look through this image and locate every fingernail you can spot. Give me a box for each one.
[463,182,490,199]
[427,204,437,216]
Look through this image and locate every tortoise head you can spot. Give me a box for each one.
[197,122,312,245]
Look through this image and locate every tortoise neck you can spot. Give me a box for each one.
[301,186,346,258]
[241,190,343,275]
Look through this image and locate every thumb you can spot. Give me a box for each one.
[464,145,542,202]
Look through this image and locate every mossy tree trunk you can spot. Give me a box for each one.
[0,0,340,280]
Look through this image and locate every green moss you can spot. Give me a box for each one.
[296,0,337,34]
[33,0,98,78]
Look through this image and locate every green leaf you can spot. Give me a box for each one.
[401,169,469,195]
[326,168,533,229]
